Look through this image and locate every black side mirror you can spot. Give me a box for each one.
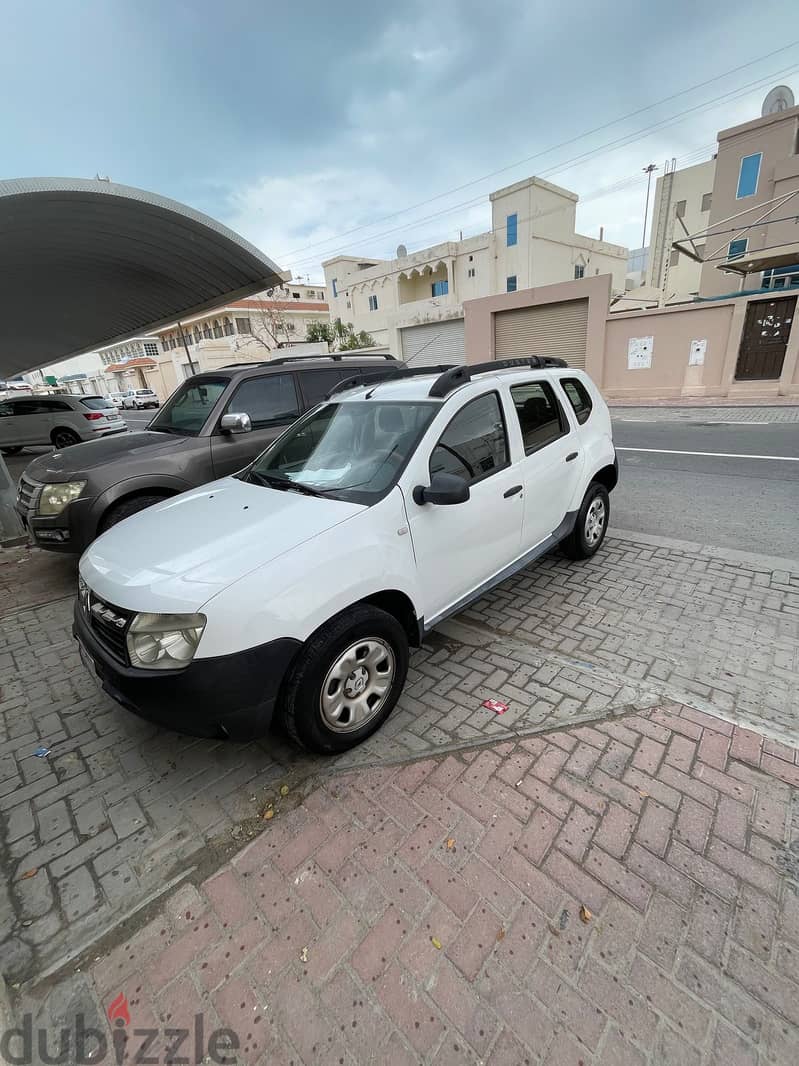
[413,472,470,506]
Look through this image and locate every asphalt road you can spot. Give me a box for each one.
[612,418,799,559]
[4,411,798,560]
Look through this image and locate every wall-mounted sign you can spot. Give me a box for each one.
[689,339,707,366]
[627,336,653,370]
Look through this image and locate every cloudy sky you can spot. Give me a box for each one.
[3,0,797,281]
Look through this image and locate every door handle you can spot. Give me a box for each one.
[565,452,579,462]
[503,485,523,498]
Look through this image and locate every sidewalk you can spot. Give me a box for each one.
[20,701,798,1065]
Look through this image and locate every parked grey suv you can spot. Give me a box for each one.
[16,355,401,551]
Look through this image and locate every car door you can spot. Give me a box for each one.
[506,377,585,551]
[210,372,301,477]
[0,400,16,445]
[405,390,525,624]
[8,399,48,445]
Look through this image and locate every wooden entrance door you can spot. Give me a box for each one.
[735,295,796,380]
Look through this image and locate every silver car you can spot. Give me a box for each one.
[0,394,127,454]
[121,388,160,409]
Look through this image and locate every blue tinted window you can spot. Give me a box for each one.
[368,294,378,311]
[728,239,748,260]
[431,280,448,297]
[331,278,338,297]
[506,275,517,292]
[736,153,762,198]
[507,213,518,246]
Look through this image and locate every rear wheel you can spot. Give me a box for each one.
[1,446,22,455]
[281,604,409,754]
[51,428,81,450]
[561,482,609,560]
[99,493,170,534]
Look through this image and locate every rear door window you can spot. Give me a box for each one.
[223,373,300,429]
[560,378,593,425]
[429,392,509,484]
[297,369,347,409]
[509,381,568,454]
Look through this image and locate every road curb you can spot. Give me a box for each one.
[608,527,799,575]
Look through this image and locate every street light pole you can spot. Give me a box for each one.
[642,163,658,250]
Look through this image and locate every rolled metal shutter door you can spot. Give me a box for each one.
[493,299,589,368]
[400,318,466,365]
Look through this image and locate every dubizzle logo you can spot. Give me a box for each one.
[0,990,240,1065]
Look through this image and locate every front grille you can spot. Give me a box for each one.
[17,474,42,517]
[86,591,133,663]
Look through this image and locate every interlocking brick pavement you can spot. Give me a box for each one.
[1,532,798,991]
[18,701,799,1065]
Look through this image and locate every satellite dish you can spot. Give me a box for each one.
[762,85,794,116]
[396,244,408,258]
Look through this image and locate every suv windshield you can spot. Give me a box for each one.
[149,378,227,436]
[247,400,438,504]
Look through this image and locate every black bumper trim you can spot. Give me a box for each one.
[74,603,301,739]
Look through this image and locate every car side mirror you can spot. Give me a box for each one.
[220,412,252,435]
[413,472,470,506]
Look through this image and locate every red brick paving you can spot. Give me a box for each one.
[86,703,799,1064]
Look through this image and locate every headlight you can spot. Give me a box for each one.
[39,482,87,516]
[127,612,206,670]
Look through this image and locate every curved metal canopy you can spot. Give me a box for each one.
[0,177,286,376]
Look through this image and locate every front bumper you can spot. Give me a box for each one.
[73,601,301,739]
[15,485,97,553]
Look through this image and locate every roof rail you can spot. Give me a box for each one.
[220,352,397,370]
[428,356,568,399]
[326,363,456,400]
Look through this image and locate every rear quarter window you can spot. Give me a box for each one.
[560,378,593,424]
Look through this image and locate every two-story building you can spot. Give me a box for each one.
[648,158,717,298]
[323,176,628,364]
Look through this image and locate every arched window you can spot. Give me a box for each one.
[194,327,202,343]
[223,317,234,336]
[203,322,212,339]
[213,319,223,339]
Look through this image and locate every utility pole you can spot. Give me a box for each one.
[177,321,199,376]
[642,164,658,250]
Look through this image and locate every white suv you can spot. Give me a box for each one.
[122,388,160,409]
[75,358,617,753]
[0,394,127,454]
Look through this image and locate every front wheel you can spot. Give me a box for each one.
[281,604,409,754]
[561,482,609,560]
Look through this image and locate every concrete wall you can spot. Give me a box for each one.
[463,275,799,399]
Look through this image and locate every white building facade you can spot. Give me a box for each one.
[323,176,627,364]
[647,158,717,299]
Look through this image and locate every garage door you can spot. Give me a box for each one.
[494,299,589,368]
[400,318,466,366]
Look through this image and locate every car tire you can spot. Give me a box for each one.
[1,446,22,455]
[281,604,409,754]
[99,493,170,534]
[51,428,81,450]
[561,482,610,560]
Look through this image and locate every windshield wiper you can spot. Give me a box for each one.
[250,471,328,497]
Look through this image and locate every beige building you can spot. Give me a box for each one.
[323,176,627,364]
[698,97,799,299]
[143,283,330,399]
[648,159,717,298]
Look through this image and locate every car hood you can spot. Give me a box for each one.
[24,431,184,480]
[79,476,364,614]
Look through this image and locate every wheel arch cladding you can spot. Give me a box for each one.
[591,463,618,493]
[360,590,423,647]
